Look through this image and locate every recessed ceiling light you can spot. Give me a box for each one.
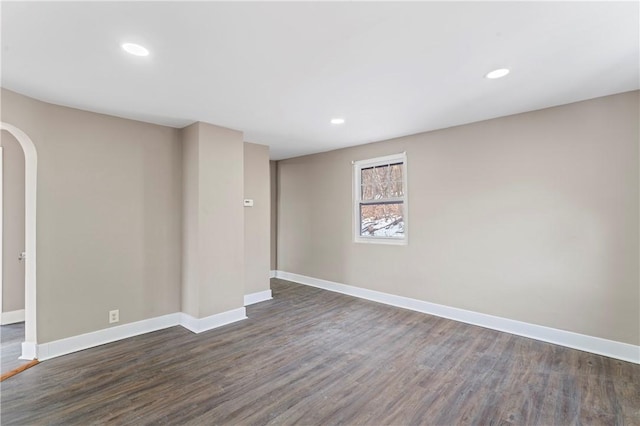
[485,68,510,79]
[330,118,345,125]
[122,42,149,57]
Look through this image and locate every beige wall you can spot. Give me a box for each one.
[1,89,183,343]
[181,121,245,318]
[198,122,244,315]
[278,91,640,346]
[1,89,254,343]
[270,160,277,271]
[244,142,270,295]
[1,130,25,313]
[181,123,200,317]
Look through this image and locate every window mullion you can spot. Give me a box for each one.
[360,198,404,205]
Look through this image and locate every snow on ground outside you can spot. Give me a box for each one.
[361,216,404,237]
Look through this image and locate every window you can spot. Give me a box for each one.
[353,153,407,244]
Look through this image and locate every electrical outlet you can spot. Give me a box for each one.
[109,309,119,324]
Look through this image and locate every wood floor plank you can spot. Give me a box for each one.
[0,322,29,376]
[1,278,638,425]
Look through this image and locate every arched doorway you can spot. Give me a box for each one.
[0,122,37,359]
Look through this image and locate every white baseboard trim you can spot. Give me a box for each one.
[20,341,37,360]
[244,290,273,306]
[32,307,248,361]
[275,270,640,364]
[269,270,276,278]
[1,309,25,325]
[180,308,247,334]
[36,313,182,361]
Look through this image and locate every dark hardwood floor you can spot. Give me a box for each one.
[1,279,638,425]
[1,322,27,375]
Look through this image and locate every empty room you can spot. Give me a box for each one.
[1,1,638,425]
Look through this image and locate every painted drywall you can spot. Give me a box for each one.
[181,123,200,317]
[1,88,183,343]
[244,142,270,294]
[199,122,245,316]
[1,130,25,312]
[181,121,245,318]
[270,160,277,271]
[277,91,640,346]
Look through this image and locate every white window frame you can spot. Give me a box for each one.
[353,152,408,245]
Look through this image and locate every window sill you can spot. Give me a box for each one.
[354,237,407,246]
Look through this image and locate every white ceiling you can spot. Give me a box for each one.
[2,2,638,160]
